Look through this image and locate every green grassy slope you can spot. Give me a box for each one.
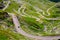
[0,0,60,40]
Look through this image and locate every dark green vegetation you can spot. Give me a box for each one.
[50,0,60,3]
[0,0,3,2]
[0,12,9,20]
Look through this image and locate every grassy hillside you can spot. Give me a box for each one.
[0,0,60,40]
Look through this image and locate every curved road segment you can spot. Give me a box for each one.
[11,14,60,40]
[2,0,60,40]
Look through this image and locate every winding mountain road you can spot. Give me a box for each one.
[3,0,60,40]
[11,14,60,40]
[3,1,10,11]
[46,3,57,16]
